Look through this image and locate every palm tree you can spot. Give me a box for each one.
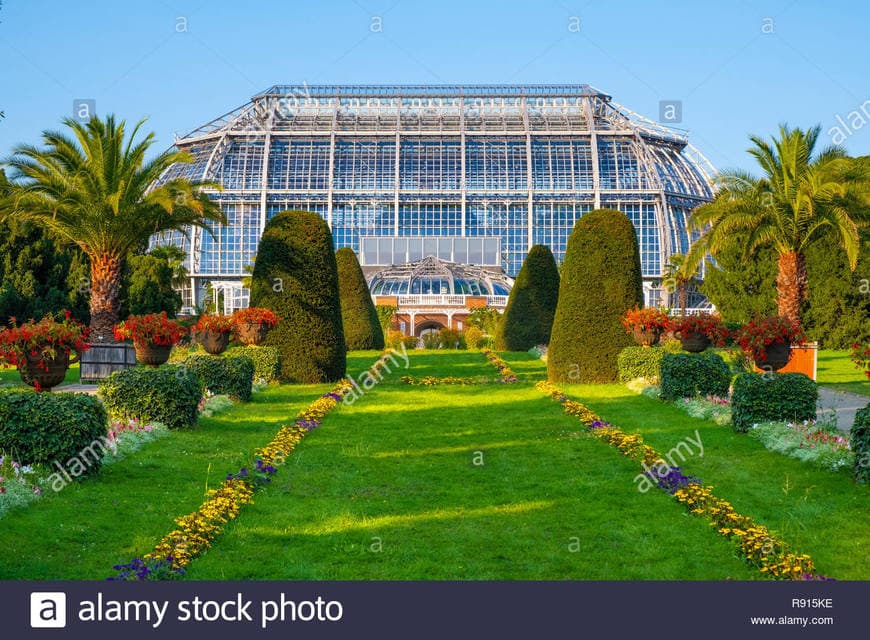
[149,245,189,289]
[0,115,223,339]
[687,125,868,324]
[661,253,697,318]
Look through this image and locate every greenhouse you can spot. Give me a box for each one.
[149,84,716,313]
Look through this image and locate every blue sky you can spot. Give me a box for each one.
[1,0,868,172]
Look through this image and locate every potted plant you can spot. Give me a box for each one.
[114,312,186,366]
[621,306,671,347]
[231,307,280,346]
[734,315,805,371]
[851,342,870,380]
[193,314,235,355]
[673,314,729,353]
[0,311,90,391]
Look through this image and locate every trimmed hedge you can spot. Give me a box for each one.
[250,210,346,383]
[853,404,870,484]
[100,365,202,430]
[225,345,280,383]
[336,247,385,351]
[549,209,644,382]
[496,244,560,351]
[0,391,108,472]
[618,346,665,383]
[731,372,818,433]
[185,355,255,402]
[660,353,731,401]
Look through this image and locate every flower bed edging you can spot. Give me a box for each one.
[535,380,825,580]
[109,378,355,580]
[481,349,518,382]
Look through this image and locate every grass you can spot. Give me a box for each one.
[0,352,378,579]
[554,379,870,579]
[187,351,756,580]
[2,349,866,580]
[817,350,869,396]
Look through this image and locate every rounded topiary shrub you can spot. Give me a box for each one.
[548,209,644,382]
[336,247,384,351]
[0,391,108,472]
[249,210,346,383]
[99,365,202,430]
[184,354,255,402]
[731,372,818,433]
[496,244,560,351]
[618,346,665,384]
[852,403,870,484]
[225,345,281,383]
[659,352,731,401]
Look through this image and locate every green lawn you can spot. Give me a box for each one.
[187,353,756,580]
[0,352,378,579]
[551,380,870,579]
[1,349,866,580]
[817,350,869,396]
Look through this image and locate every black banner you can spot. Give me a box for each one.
[3,580,865,638]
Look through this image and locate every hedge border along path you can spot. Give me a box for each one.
[110,351,393,580]
[535,381,828,581]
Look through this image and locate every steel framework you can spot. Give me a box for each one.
[150,84,715,312]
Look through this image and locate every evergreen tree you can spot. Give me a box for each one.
[250,211,346,383]
[548,209,644,382]
[336,248,384,350]
[496,245,559,350]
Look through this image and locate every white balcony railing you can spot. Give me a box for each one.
[391,294,509,308]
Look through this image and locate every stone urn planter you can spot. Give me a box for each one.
[679,331,710,353]
[632,327,662,347]
[19,350,79,391]
[758,342,792,371]
[201,330,231,355]
[236,321,270,346]
[134,341,173,367]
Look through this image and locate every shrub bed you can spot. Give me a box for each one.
[617,346,665,383]
[100,366,202,430]
[0,390,108,472]
[185,355,255,402]
[731,373,818,433]
[224,346,280,383]
[852,404,870,484]
[660,353,730,401]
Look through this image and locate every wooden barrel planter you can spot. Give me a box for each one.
[79,342,138,382]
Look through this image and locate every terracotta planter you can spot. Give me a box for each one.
[236,321,270,346]
[757,341,792,371]
[632,327,662,347]
[201,330,231,355]
[19,349,79,391]
[134,341,173,367]
[680,331,710,353]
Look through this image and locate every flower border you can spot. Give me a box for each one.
[535,380,824,580]
[110,377,356,579]
[481,349,519,383]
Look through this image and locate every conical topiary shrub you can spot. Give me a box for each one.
[336,247,385,351]
[548,209,644,383]
[496,244,560,351]
[249,210,346,383]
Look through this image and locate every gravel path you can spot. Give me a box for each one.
[817,387,869,432]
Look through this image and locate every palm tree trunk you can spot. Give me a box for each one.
[89,254,123,341]
[776,251,807,324]
[679,283,687,319]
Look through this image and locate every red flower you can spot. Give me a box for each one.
[620,306,672,334]
[732,316,805,362]
[231,307,280,329]
[114,313,186,348]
